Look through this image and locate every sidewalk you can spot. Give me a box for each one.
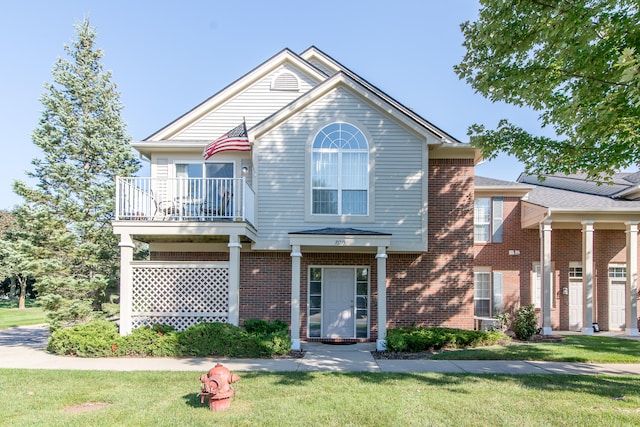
[1,325,640,375]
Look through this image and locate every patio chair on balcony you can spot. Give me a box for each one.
[202,191,231,218]
[151,190,181,220]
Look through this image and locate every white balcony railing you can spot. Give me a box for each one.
[115,177,255,224]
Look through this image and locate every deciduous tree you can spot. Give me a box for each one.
[455,0,640,178]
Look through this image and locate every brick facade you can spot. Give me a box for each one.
[149,158,477,339]
[474,197,640,331]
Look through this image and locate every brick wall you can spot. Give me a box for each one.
[147,158,481,336]
[474,201,640,331]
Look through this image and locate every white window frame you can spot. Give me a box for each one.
[474,269,492,317]
[474,197,503,243]
[310,122,369,217]
[474,198,491,242]
[608,264,627,281]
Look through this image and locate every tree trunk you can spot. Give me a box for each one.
[18,277,27,310]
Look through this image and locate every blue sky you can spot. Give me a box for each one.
[0,0,551,210]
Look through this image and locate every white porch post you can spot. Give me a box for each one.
[540,220,553,335]
[118,233,135,336]
[625,221,639,336]
[376,246,388,351]
[582,220,595,335]
[227,235,242,326]
[290,245,302,351]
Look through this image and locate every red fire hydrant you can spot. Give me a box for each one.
[199,363,240,411]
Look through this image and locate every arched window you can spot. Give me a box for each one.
[311,122,368,215]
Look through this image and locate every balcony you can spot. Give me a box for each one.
[115,177,255,224]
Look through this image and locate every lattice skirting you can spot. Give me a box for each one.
[131,263,229,331]
[132,314,228,331]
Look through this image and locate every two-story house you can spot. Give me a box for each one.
[113,47,478,351]
[113,47,640,351]
[474,173,640,337]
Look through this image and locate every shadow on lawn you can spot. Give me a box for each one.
[236,370,640,400]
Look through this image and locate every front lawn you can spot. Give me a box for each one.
[432,335,640,363]
[1,369,639,426]
[0,300,47,329]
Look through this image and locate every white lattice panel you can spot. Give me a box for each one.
[131,264,229,331]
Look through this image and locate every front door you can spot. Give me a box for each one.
[322,268,355,338]
[569,282,583,331]
[609,283,626,331]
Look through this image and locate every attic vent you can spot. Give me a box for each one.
[271,72,299,91]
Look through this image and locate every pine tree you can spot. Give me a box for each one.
[13,19,140,327]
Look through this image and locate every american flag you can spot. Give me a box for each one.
[203,121,250,160]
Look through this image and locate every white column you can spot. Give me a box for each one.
[540,220,553,335]
[118,234,135,336]
[290,245,302,351]
[376,246,388,351]
[625,221,639,336]
[582,220,595,335]
[227,235,242,326]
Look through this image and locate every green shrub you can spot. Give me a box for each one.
[513,304,538,340]
[47,319,291,358]
[47,320,121,357]
[243,318,288,334]
[119,325,180,357]
[178,322,246,357]
[385,326,507,352]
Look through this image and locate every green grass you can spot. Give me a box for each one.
[1,369,639,426]
[0,300,47,329]
[433,335,640,363]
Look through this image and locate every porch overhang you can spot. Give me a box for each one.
[288,227,391,250]
[521,201,640,230]
[113,220,258,243]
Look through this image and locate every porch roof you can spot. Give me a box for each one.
[289,227,391,236]
[289,227,391,250]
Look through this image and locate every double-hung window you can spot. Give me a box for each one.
[474,268,503,317]
[474,197,503,243]
[311,123,368,215]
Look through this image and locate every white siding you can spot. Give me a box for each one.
[174,64,319,140]
[308,59,335,76]
[256,87,425,248]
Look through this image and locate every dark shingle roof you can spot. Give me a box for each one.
[475,176,532,188]
[518,173,631,197]
[289,227,391,236]
[524,186,640,210]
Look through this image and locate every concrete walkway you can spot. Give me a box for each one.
[1,325,640,375]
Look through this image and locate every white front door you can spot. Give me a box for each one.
[609,283,626,331]
[569,282,583,331]
[322,268,355,338]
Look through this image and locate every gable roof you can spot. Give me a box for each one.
[475,176,533,197]
[514,172,640,216]
[138,46,474,160]
[518,172,640,201]
[145,48,327,141]
[250,70,448,144]
[300,46,462,144]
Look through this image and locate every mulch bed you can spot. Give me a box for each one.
[274,350,306,359]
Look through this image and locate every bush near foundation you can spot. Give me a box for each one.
[385,326,507,352]
[47,319,290,358]
[513,304,539,341]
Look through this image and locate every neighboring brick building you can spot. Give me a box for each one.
[113,47,639,351]
[475,174,640,336]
